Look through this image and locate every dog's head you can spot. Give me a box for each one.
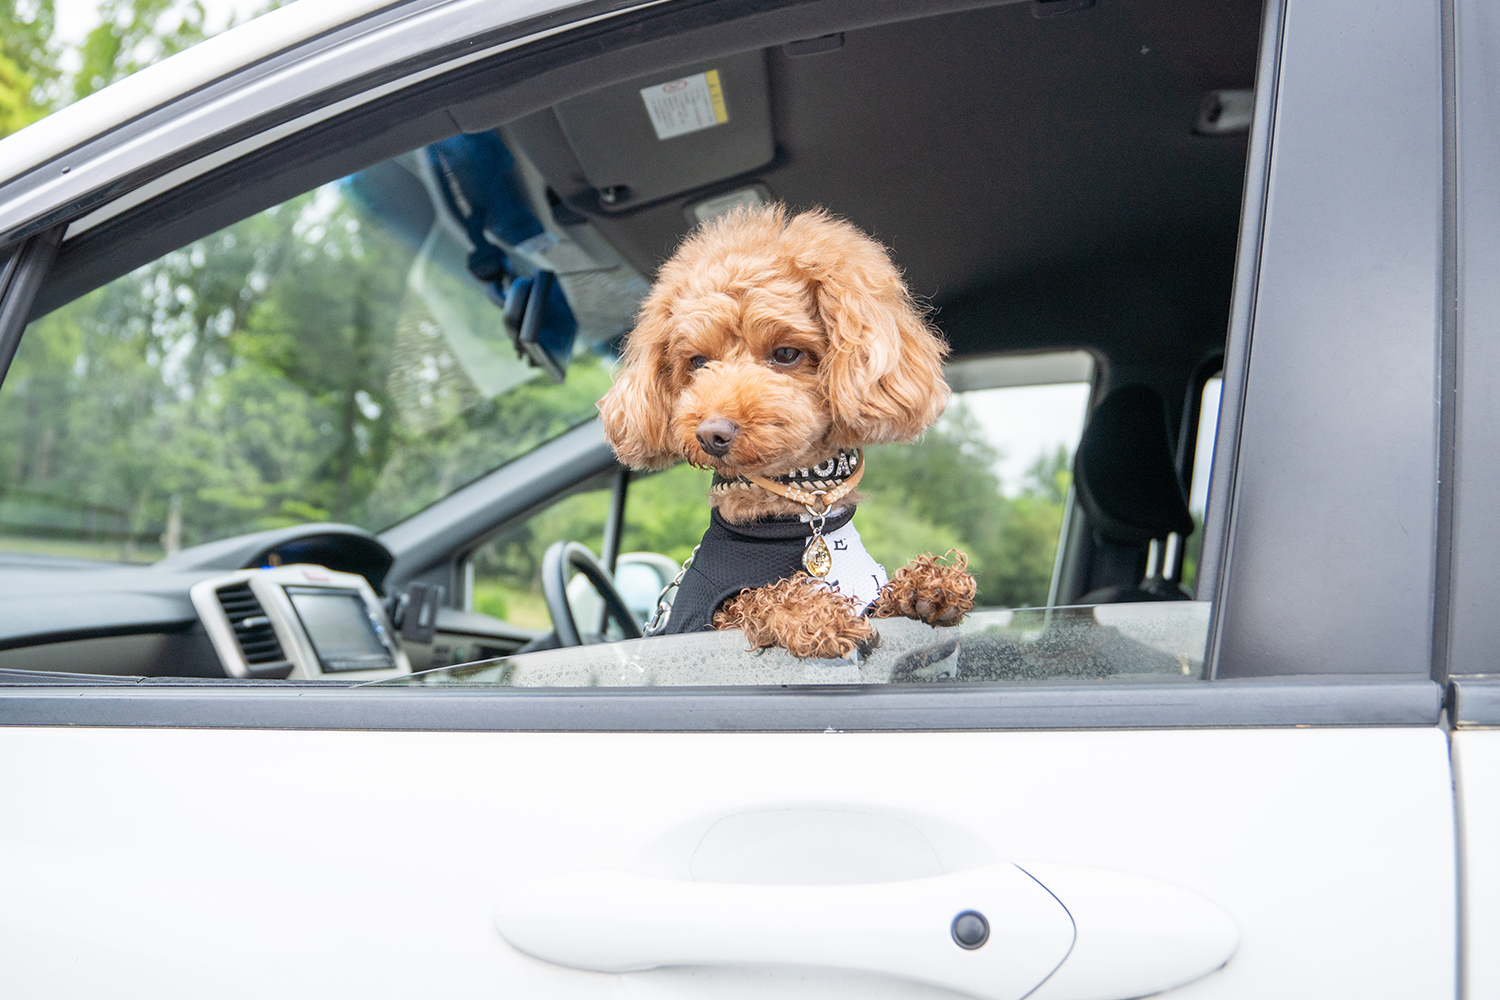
[598,205,949,477]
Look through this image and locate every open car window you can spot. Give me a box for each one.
[464,356,1098,627]
[0,0,1253,691]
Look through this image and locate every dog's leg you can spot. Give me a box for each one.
[870,551,977,626]
[714,575,873,659]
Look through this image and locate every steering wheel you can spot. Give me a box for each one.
[540,541,644,646]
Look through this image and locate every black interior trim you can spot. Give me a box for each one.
[0,228,61,389]
[1432,0,1459,684]
[0,619,198,654]
[0,675,1441,731]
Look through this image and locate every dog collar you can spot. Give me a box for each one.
[710,448,865,577]
[710,448,864,514]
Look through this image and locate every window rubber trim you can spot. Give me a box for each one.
[0,676,1443,731]
[0,227,61,386]
[1197,0,1285,678]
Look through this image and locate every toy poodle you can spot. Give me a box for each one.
[598,205,976,658]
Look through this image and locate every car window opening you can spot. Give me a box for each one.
[0,0,1259,687]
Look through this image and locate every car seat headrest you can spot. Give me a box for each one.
[1073,384,1195,546]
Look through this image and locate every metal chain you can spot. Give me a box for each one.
[643,543,700,637]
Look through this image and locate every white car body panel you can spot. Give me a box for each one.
[0,727,1454,998]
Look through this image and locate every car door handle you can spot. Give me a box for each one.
[494,860,1237,1000]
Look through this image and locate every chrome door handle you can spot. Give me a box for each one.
[494,860,1237,1000]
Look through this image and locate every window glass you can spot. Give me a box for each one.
[468,463,711,631]
[861,381,1091,609]
[0,156,640,562]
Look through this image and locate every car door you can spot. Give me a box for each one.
[0,0,1460,997]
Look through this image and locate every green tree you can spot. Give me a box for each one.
[72,0,206,101]
[1023,444,1072,504]
[0,0,58,137]
[860,402,1072,609]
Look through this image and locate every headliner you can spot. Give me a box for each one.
[508,0,1259,387]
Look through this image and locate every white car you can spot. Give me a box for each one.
[0,0,1492,997]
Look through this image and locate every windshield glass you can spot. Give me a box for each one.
[0,153,645,562]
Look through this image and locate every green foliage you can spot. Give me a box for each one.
[1180,512,1205,595]
[863,402,1070,608]
[0,0,281,137]
[72,0,206,100]
[0,0,57,136]
[619,464,713,564]
[1025,444,1072,505]
[0,181,610,558]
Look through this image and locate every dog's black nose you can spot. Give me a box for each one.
[696,418,739,458]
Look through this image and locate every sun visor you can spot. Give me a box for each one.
[551,51,773,213]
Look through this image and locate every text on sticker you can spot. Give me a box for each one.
[640,70,729,140]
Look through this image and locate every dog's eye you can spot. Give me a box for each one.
[771,347,803,365]
[690,355,709,370]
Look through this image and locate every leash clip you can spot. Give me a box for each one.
[643,543,700,636]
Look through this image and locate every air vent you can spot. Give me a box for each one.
[215,582,287,667]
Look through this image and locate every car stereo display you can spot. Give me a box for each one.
[284,587,395,673]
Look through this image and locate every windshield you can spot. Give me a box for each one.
[0,152,643,563]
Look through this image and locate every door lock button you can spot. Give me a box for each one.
[951,910,989,949]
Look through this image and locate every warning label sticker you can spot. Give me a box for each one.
[640,70,729,140]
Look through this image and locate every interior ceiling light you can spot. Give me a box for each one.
[685,185,772,225]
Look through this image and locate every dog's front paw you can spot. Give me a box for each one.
[714,575,873,659]
[871,551,977,626]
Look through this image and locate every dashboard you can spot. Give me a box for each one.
[0,524,411,681]
[190,565,410,681]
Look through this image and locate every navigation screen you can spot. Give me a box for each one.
[285,588,393,673]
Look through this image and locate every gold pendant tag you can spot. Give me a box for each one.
[803,534,833,577]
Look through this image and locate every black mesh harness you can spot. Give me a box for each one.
[662,507,858,635]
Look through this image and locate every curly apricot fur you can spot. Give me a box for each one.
[870,550,977,626]
[597,205,950,482]
[714,575,874,660]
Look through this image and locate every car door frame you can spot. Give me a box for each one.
[0,0,1453,718]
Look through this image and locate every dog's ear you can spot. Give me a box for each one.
[788,212,950,445]
[598,296,680,469]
